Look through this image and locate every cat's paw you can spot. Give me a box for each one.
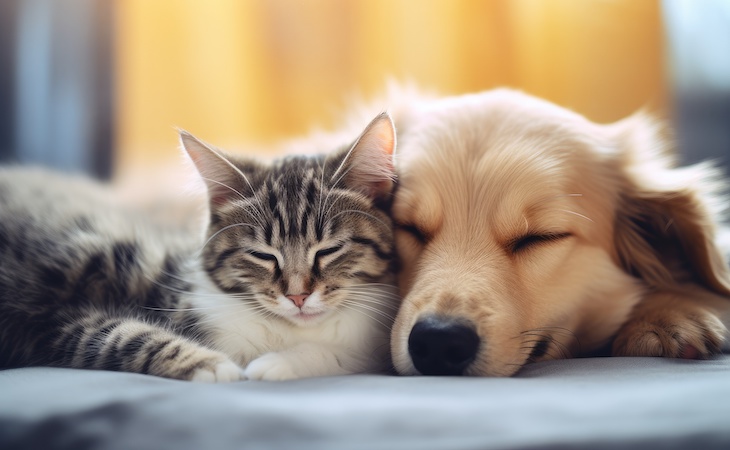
[244,352,300,381]
[612,304,727,359]
[189,356,246,383]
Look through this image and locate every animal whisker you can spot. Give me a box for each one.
[198,222,256,253]
[316,158,327,226]
[200,176,265,228]
[557,209,594,223]
[203,148,267,220]
[342,299,397,319]
[340,303,393,330]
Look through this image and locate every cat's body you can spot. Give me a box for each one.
[0,113,399,381]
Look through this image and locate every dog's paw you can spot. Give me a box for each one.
[244,352,300,381]
[189,356,246,383]
[612,305,727,359]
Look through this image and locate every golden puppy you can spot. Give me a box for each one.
[388,89,730,376]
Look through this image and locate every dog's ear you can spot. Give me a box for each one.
[612,114,730,296]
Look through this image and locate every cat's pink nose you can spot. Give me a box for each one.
[286,294,309,308]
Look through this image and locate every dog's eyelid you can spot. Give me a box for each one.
[509,232,572,253]
[396,223,429,243]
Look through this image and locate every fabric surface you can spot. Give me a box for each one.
[1,356,729,450]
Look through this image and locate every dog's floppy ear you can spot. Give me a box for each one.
[612,114,730,296]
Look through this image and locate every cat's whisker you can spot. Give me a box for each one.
[343,282,396,288]
[342,299,397,320]
[316,158,327,225]
[201,174,268,229]
[340,289,399,299]
[154,267,196,284]
[348,303,398,314]
[231,197,268,229]
[322,191,353,224]
[141,277,194,297]
[138,273,202,297]
[140,272,264,303]
[344,305,396,321]
[339,303,393,330]
[200,176,265,227]
[319,187,343,227]
[339,296,400,310]
[140,305,224,312]
[329,153,358,189]
[138,286,256,312]
[201,148,267,222]
[340,290,399,301]
[198,222,256,253]
[200,176,248,202]
[339,285,399,296]
[320,162,360,223]
[347,308,396,325]
[341,301,399,312]
[338,288,401,302]
[179,304,272,329]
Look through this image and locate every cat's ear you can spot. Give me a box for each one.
[330,112,396,200]
[179,130,254,206]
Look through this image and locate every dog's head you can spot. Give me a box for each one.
[390,89,730,376]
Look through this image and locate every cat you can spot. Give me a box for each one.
[0,112,399,382]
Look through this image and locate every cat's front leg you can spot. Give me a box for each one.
[243,343,354,381]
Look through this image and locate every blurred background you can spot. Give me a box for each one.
[0,0,728,182]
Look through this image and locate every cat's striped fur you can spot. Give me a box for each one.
[0,113,399,382]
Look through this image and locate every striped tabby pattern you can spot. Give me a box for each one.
[0,113,399,381]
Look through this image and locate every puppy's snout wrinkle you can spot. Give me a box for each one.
[408,316,480,376]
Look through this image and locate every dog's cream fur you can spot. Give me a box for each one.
[387,89,730,376]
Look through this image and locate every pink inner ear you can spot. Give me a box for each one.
[368,115,396,157]
[200,171,244,207]
[209,190,233,206]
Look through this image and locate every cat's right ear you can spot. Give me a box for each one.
[179,130,253,206]
[328,112,397,200]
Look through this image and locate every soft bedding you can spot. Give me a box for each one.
[1,355,729,449]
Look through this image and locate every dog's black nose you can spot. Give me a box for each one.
[408,316,480,375]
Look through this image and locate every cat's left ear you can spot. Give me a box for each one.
[329,112,396,200]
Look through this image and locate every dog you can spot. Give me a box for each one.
[387,89,730,377]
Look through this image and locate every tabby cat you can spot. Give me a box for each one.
[0,113,399,382]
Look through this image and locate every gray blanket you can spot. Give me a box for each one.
[1,356,729,449]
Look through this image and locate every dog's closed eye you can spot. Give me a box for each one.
[397,223,429,244]
[509,232,572,254]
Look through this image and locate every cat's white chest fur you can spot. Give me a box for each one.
[184,270,392,380]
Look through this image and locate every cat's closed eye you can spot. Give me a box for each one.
[315,244,343,261]
[249,251,278,263]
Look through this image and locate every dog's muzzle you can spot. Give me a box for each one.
[407,315,480,375]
